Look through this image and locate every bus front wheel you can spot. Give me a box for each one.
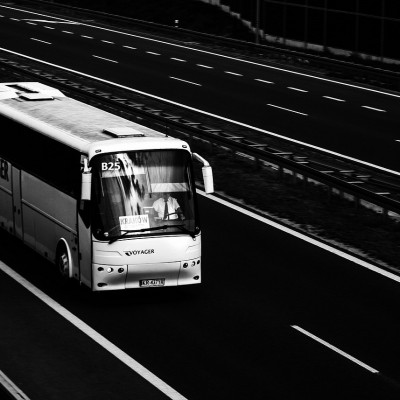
[57,246,70,279]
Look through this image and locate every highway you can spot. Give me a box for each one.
[0,4,399,173]
[1,3,400,400]
[1,194,400,399]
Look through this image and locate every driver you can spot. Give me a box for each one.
[152,192,185,221]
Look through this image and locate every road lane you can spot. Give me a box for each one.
[1,4,400,172]
[1,194,400,399]
[0,264,176,400]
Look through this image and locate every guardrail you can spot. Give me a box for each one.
[1,53,399,221]
[17,0,400,90]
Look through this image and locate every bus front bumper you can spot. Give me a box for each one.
[92,258,201,291]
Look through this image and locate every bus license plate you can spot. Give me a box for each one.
[140,278,165,287]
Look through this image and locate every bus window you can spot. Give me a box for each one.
[91,150,198,240]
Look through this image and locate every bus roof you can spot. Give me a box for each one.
[0,82,187,155]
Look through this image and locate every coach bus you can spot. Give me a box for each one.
[0,82,213,291]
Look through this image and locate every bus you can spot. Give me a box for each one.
[0,82,213,291]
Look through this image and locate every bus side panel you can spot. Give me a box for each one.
[0,158,13,234]
[21,172,79,268]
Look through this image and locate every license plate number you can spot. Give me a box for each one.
[139,278,165,287]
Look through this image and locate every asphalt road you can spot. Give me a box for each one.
[1,194,400,399]
[1,4,400,400]
[0,4,399,173]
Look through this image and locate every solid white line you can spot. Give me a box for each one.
[196,64,213,69]
[255,78,274,84]
[92,55,118,63]
[169,76,201,86]
[171,57,187,62]
[267,103,308,116]
[362,105,386,112]
[323,96,346,102]
[2,47,398,178]
[30,38,51,45]
[0,370,30,400]
[225,71,243,76]
[0,261,188,400]
[198,190,400,283]
[291,325,379,374]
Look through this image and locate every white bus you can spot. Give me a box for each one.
[0,82,213,291]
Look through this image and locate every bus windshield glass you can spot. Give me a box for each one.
[91,150,198,240]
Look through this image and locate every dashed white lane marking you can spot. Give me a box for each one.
[267,103,308,116]
[43,26,55,30]
[323,95,346,102]
[171,57,187,62]
[288,87,308,92]
[92,55,118,63]
[255,78,274,84]
[0,261,187,400]
[225,71,243,76]
[30,38,51,45]
[81,35,93,39]
[362,105,387,112]
[169,76,201,86]
[123,45,136,50]
[196,64,213,69]
[62,30,73,34]
[146,51,161,55]
[10,18,20,21]
[101,40,114,44]
[291,325,379,374]
[0,369,30,400]
[26,22,36,25]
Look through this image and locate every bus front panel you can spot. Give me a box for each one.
[91,235,201,290]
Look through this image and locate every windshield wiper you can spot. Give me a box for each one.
[108,224,195,244]
[174,224,197,238]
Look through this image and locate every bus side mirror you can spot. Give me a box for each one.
[81,172,92,201]
[81,158,92,201]
[193,153,214,194]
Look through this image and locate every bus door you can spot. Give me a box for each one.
[11,166,23,240]
[78,205,92,288]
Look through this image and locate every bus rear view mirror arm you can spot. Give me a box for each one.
[192,153,214,194]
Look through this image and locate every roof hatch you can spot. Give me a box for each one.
[103,127,146,138]
[1,82,65,101]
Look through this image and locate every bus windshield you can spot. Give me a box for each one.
[91,149,199,240]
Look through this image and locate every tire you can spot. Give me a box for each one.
[57,246,70,279]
